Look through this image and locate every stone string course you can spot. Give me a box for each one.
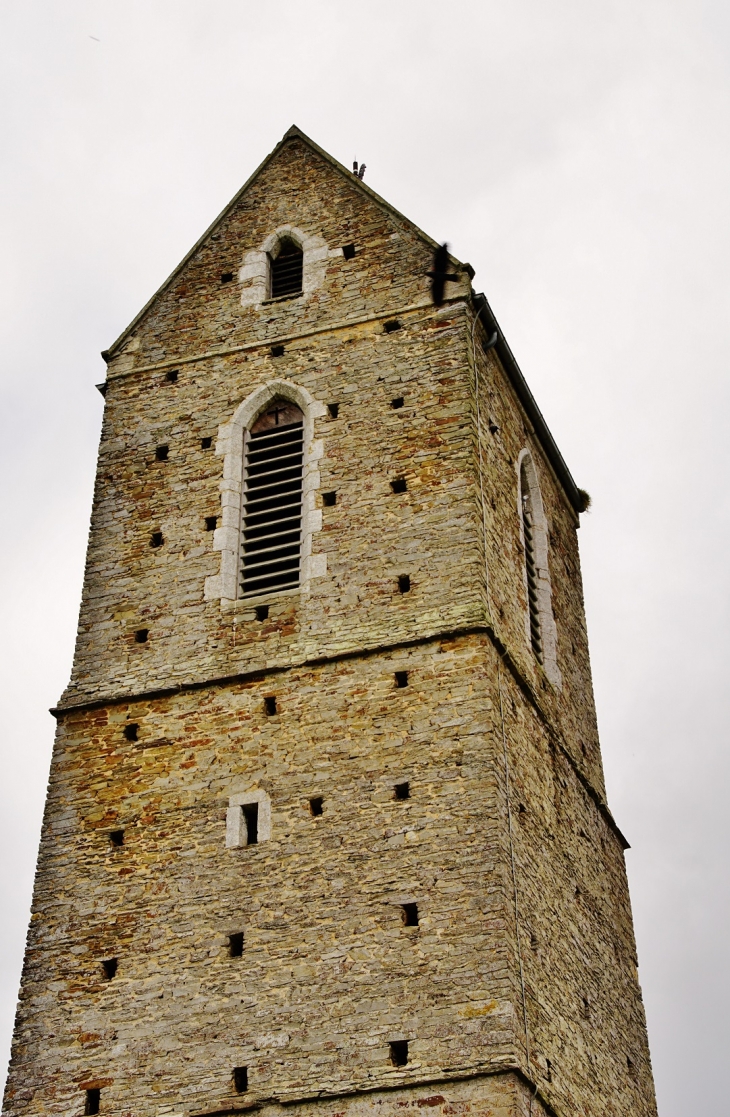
[3,128,657,1117]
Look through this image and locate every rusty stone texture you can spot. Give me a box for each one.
[2,129,657,1117]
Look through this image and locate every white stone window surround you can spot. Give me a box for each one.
[238,225,339,307]
[204,379,327,604]
[226,788,272,848]
[516,448,562,690]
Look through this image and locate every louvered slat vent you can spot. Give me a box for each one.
[240,406,304,598]
[270,240,303,299]
[521,491,544,663]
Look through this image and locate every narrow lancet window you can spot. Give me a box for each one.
[269,238,303,299]
[517,451,561,688]
[240,401,304,598]
[520,463,543,663]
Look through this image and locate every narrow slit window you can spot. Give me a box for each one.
[242,803,259,845]
[240,402,304,598]
[229,932,244,957]
[520,462,543,663]
[269,238,303,299]
[226,792,270,848]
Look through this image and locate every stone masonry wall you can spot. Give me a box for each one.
[494,662,656,1117]
[61,134,605,804]
[64,303,485,704]
[3,130,657,1117]
[7,638,520,1117]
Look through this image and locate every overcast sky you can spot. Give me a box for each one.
[1,2,728,1113]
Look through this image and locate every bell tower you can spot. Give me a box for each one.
[3,126,657,1117]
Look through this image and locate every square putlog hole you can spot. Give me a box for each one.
[309,796,324,817]
[201,436,213,449]
[123,723,138,742]
[221,272,235,283]
[322,491,337,507]
[390,478,407,493]
[384,319,402,333]
[205,516,217,531]
[394,781,410,800]
[228,932,244,957]
[270,345,285,358]
[398,574,411,593]
[150,531,164,548]
[264,696,277,716]
[134,629,149,644]
[394,671,409,688]
[165,369,178,383]
[342,243,356,260]
[401,903,419,927]
[109,829,124,847]
[233,1066,248,1093]
[255,605,269,621]
[327,402,339,418]
[391,397,404,409]
[101,958,118,980]
[389,1040,408,1066]
[84,1089,101,1115]
[155,445,169,461]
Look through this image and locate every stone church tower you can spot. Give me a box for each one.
[3,127,657,1117]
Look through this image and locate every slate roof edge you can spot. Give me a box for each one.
[473,291,586,516]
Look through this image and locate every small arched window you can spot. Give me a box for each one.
[269,238,303,299]
[240,401,304,598]
[518,452,562,688]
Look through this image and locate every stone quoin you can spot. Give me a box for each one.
[2,126,657,1117]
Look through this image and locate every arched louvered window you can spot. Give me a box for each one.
[269,238,303,299]
[517,452,561,687]
[520,462,543,663]
[240,401,304,598]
